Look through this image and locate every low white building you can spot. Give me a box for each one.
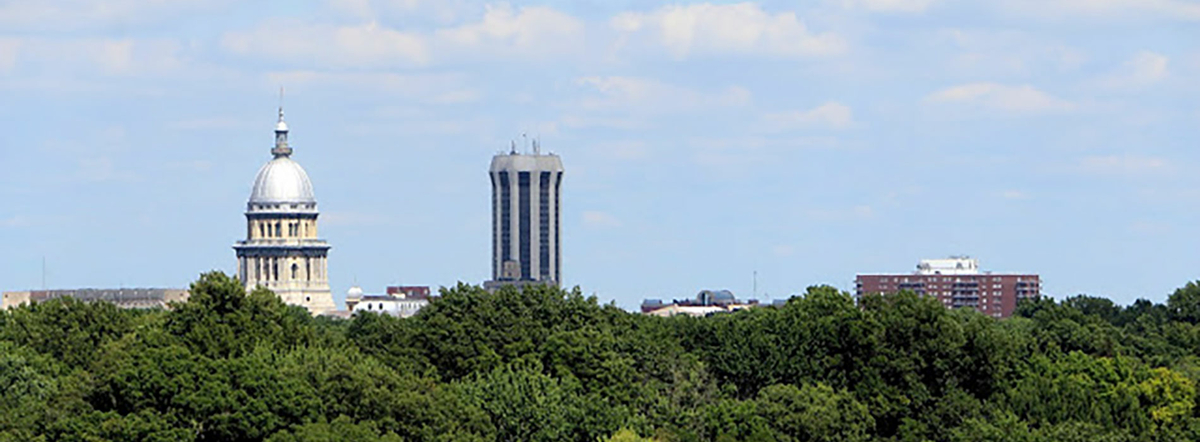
[644,304,728,317]
[640,289,761,317]
[346,286,430,318]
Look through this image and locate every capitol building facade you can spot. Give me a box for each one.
[233,107,335,314]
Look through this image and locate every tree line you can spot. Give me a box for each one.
[4,271,1200,441]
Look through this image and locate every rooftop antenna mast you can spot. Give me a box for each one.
[753,270,757,300]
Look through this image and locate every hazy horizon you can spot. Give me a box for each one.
[1,0,1198,310]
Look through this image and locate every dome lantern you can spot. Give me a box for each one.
[272,106,293,158]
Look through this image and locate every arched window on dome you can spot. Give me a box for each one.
[275,222,282,237]
[291,263,298,279]
[259,223,265,238]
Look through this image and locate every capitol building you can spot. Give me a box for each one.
[233,106,335,314]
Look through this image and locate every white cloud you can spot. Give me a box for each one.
[0,37,186,77]
[1095,51,1169,89]
[1079,155,1170,176]
[433,4,584,58]
[263,71,470,102]
[1000,0,1200,20]
[763,102,854,130]
[575,76,751,113]
[1127,52,1170,83]
[838,0,940,13]
[941,29,1086,77]
[326,0,468,23]
[224,4,583,68]
[0,215,31,228]
[582,211,622,228]
[0,38,17,73]
[223,20,429,68]
[925,82,1074,113]
[327,0,378,20]
[611,3,846,59]
[999,190,1030,200]
[0,0,236,31]
[89,40,168,75]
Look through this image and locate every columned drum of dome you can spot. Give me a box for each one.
[233,107,335,315]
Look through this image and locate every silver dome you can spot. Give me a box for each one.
[249,156,316,204]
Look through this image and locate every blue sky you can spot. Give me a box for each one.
[1,0,1198,309]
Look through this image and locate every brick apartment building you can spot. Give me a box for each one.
[855,257,1040,318]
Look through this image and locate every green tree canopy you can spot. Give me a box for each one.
[3,272,1200,442]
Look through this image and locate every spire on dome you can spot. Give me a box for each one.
[272,88,293,157]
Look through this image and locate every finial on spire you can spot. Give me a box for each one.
[277,88,287,126]
[272,89,293,157]
[278,87,285,121]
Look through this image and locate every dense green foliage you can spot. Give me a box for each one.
[4,272,1200,441]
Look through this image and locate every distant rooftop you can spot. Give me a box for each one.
[916,256,979,275]
[641,289,759,314]
[2,288,189,310]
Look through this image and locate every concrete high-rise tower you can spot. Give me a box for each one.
[233,106,335,314]
[486,142,564,289]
